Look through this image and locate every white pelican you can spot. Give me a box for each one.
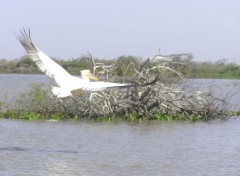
[80,70,99,82]
[17,29,131,98]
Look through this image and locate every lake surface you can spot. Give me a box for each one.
[1,119,240,176]
[1,74,240,105]
[0,74,240,175]
[0,74,50,102]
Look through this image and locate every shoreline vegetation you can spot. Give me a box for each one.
[1,54,240,79]
[0,54,239,121]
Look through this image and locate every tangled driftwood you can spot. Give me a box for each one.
[42,54,229,120]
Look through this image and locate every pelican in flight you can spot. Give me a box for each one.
[17,29,131,98]
[80,70,99,82]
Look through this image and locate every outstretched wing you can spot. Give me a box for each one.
[84,81,131,91]
[17,28,71,87]
[71,81,131,94]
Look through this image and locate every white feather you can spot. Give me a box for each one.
[17,29,131,98]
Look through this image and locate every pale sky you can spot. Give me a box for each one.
[1,0,240,62]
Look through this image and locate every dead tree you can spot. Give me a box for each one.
[53,54,229,120]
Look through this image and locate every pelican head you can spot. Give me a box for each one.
[80,70,100,81]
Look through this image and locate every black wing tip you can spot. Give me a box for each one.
[16,27,32,42]
[16,27,38,52]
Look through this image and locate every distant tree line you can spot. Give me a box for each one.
[0,55,240,79]
[187,59,240,79]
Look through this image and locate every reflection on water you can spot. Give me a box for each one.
[0,119,240,175]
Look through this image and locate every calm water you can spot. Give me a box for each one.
[0,74,240,175]
[1,74,240,104]
[1,119,240,176]
[0,74,50,102]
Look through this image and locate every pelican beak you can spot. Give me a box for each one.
[86,72,100,81]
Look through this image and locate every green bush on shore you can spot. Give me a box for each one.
[1,55,240,79]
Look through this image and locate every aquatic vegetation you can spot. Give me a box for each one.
[0,55,231,121]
